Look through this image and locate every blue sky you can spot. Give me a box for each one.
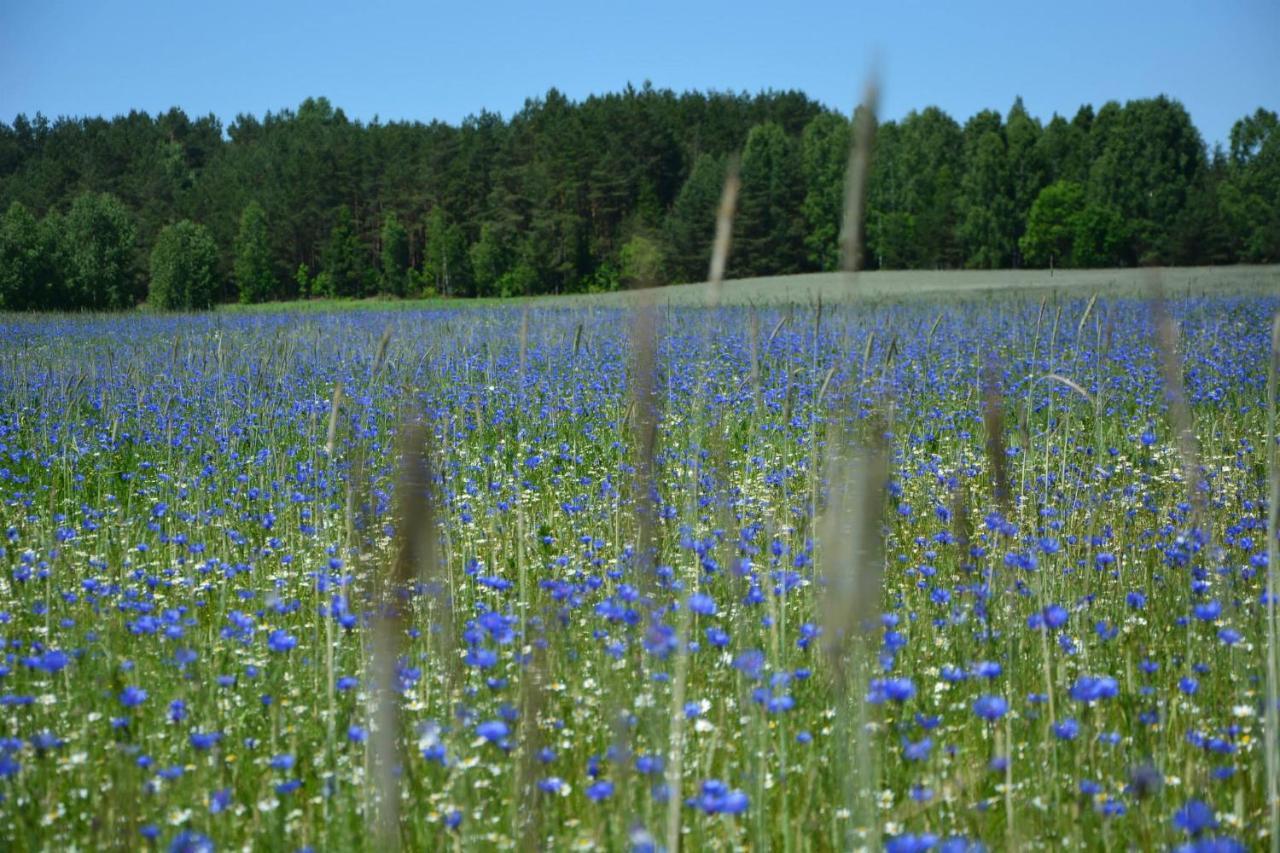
[1,0,1275,147]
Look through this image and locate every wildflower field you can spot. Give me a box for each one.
[1,285,1278,851]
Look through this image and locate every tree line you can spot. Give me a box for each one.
[0,86,1276,310]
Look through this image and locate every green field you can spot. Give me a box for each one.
[214,266,1280,314]
[0,273,1277,851]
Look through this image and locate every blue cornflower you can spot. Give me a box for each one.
[168,830,215,853]
[973,695,1008,721]
[209,788,232,814]
[475,720,509,744]
[732,650,766,680]
[267,629,297,653]
[885,833,940,853]
[692,779,748,814]
[868,677,916,704]
[1173,799,1218,836]
[1069,675,1118,703]
[190,731,223,751]
[1053,719,1080,740]
[688,592,717,616]
[903,736,933,761]
[972,661,1002,679]
[1193,601,1222,621]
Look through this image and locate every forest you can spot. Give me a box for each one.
[0,85,1276,310]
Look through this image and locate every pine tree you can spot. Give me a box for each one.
[664,153,727,283]
[734,123,806,278]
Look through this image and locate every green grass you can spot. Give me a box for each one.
[210,265,1280,315]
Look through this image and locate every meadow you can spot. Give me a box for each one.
[0,273,1278,851]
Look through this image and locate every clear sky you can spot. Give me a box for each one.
[1,0,1275,148]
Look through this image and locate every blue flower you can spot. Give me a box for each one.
[475,720,509,744]
[209,788,232,814]
[692,779,748,814]
[168,830,215,853]
[973,695,1008,721]
[1052,719,1080,740]
[267,629,297,653]
[1193,600,1222,621]
[732,650,766,680]
[868,677,916,704]
[903,736,933,761]
[1173,799,1218,836]
[972,661,1002,679]
[1068,675,1118,703]
[886,833,939,853]
[119,686,148,708]
[688,592,717,616]
[190,732,223,751]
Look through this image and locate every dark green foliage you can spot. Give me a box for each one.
[957,111,1013,268]
[318,206,371,298]
[0,89,1269,310]
[801,113,851,271]
[1220,109,1280,262]
[64,193,139,310]
[867,108,964,269]
[619,233,666,288]
[734,123,806,278]
[469,223,514,298]
[664,153,727,283]
[0,201,65,310]
[149,219,219,310]
[379,212,410,297]
[234,201,277,304]
[1020,180,1086,266]
[420,207,470,297]
[1004,98,1044,265]
[1086,97,1206,264]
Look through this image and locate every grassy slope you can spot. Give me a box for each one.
[217,265,1280,314]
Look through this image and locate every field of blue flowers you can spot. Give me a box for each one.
[0,292,1277,851]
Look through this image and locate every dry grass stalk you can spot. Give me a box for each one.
[325,382,344,457]
[706,156,741,305]
[366,415,444,849]
[839,77,880,276]
[662,154,742,853]
[1146,275,1204,518]
[982,359,1011,517]
[819,407,890,849]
